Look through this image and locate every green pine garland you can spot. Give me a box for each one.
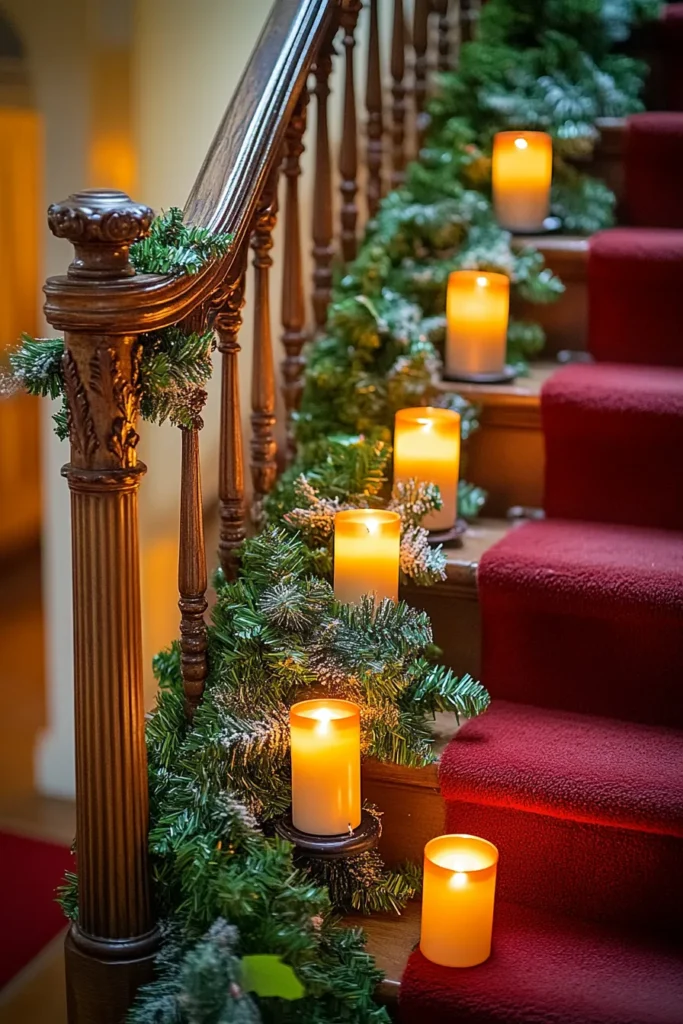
[9,209,232,434]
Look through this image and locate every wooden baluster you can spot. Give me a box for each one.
[215,250,248,579]
[413,0,431,152]
[391,0,407,188]
[366,0,384,219]
[312,32,335,329]
[250,171,279,526]
[45,189,159,1024]
[281,89,309,461]
[339,0,362,263]
[178,425,208,719]
[434,0,452,71]
[460,0,475,44]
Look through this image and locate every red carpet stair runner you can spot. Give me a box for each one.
[399,26,683,1017]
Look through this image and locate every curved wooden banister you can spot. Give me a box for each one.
[45,0,336,335]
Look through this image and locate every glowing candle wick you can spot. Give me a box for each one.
[450,871,468,890]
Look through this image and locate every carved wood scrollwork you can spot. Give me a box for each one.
[62,349,100,462]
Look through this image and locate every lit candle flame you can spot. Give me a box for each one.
[514,136,528,150]
[450,871,468,890]
[476,275,490,288]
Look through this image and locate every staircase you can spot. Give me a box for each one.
[37,1,683,1021]
[355,9,683,1022]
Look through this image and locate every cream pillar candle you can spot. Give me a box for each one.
[420,834,499,967]
[393,408,461,531]
[492,130,553,232]
[446,270,510,378]
[333,509,400,605]
[290,698,361,836]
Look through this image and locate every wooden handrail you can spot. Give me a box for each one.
[45,0,336,336]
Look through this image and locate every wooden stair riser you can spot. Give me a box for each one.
[363,763,445,867]
[512,237,589,357]
[401,580,481,679]
[570,117,626,206]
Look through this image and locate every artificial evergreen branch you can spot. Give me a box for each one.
[130,207,233,276]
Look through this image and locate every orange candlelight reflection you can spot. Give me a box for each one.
[290,699,361,836]
[446,270,510,378]
[393,408,461,530]
[421,834,499,967]
[333,509,400,605]
[493,131,553,232]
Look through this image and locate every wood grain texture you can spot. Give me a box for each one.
[312,29,336,327]
[250,173,279,526]
[178,428,208,718]
[215,249,248,580]
[365,0,384,218]
[46,190,159,1024]
[281,88,309,459]
[390,0,407,188]
[339,0,362,263]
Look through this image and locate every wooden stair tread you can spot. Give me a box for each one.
[344,902,421,1010]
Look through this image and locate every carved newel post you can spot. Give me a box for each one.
[45,190,160,1024]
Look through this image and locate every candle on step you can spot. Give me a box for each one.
[290,698,361,835]
[333,509,400,605]
[421,834,499,967]
[393,407,461,531]
[446,270,510,378]
[492,130,553,232]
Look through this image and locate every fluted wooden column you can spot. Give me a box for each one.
[46,190,159,1024]
[178,427,208,718]
[391,0,407,187]
[250,173,279,526]
[216,252,248,579]
[281,89,309,460]
[366,0,384,219]
[312,32,335,328]
[339,0,362,263]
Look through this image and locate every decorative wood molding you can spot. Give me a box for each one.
[215,248,248,579]
[391,0,407,188]
[178,428,209,719]
[338,0,362,263]
[312,30,336,328]
[46,189,159,1024]
[281,88,309,460]
[250,172,279,526]
[365,0,384,218]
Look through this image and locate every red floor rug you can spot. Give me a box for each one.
[0,830,72,989]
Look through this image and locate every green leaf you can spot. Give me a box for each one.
[241,954,305,1001]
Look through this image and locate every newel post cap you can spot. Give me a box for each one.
[48,188,154,280]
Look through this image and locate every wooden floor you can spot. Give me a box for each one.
[0,545,72,1023]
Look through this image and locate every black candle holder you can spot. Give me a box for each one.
[428,518,468,547]
[511,215,562,236]
[443,365,517,386]
[274,809,381,862]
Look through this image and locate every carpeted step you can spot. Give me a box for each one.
[478,519,683,727]
[624,112,683,227]
[439,701,683,934]
[400,901,683,1024]
[542,363,683,531]
[588,229,683,366]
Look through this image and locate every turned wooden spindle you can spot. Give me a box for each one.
[434,0,452,71]
[178,426,208,719]
[281,89,309,460]
[366,0,384,219]
[413,0,431,151]
[45,189,159,1024]
[338,0,362,263]
[250,172,279,526]
[460,0,475,44]
[391,0,408,188]
[312,31,335,328]
[215,250,248,579]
